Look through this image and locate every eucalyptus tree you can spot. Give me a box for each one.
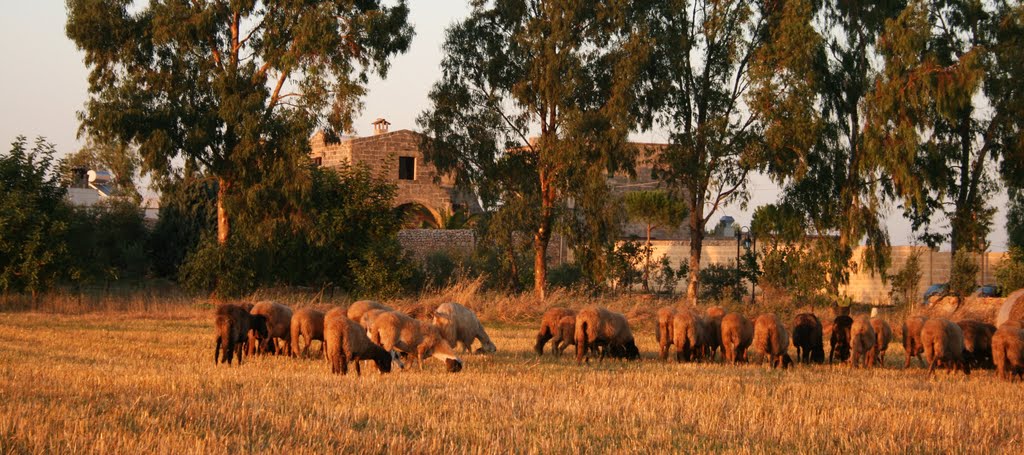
[67,0,414,245]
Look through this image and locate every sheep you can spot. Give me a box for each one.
[574,306,639,363]
[433,302,497,354]
[829,315,854,364]
[671,309,707,362]
[720,313,754,364]
[957,319,997,369]
[991,324,1024,381]
[358,308,389,330]
[753,313,793,369]
[902,316,928,368]
[347,300,393,323]
[214,303,268,365]
[704,306,726,360]
[535,307,576,356]
[869,317,892,367]
[656,306,678,361]
[849,315,876,368]
[249,301,294,356]
[323,308,392,376]
[290,308,325,358]
[791,313,825,364]
[920,318,971,376]
[368,310,463,372]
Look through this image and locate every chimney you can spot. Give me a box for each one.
[372,118,391,135]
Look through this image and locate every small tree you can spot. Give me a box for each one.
[995,248,1024,295]
[888,250,923,313]
[949,250,980,309]
[623,190,687,291]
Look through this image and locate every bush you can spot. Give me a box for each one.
[548,262,585,289]
[66,199,150,287]
[177,236,259,298]
[888,250,922,310]
[949,250,979,306]
[698,263,742,301]
[148,175,217,279]
[652,255,688,295]
[996,248,1024,294]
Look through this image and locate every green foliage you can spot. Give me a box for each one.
[60,138,142,204]
[177,236,259,298]
[65,200,149,287]
[698,264,743,302]
[759,245,829,303]
[623,190,687,238]
[995,248,1024,294]
[0,137,70,298]
[652,255,688,296]
[148,173,217,279]
[1008,190,1024,252]
[607,240,645,291]
[888,251,923,311]
[949,250,980,306]
[547,263,585,290]
[349,242,420,300]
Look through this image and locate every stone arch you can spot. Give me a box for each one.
[396,201,442,229]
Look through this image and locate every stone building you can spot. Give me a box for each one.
[309,119,482,224]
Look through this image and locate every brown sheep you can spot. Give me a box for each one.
[704,306,726,360]
[671,309,707,362]
[829,315,854,364]
[656,306,678,361]
[214,303,268,365]
[720,313,754,364]
[433,302,497,354]
[992,324,1024,381]
[358,309,389,331]
[290,308,325,358]
[753,314,793,369]
[791,313,825,364]
[368,310,463,372]
[575,306,639,363]
[535,307,576,356]
[920,318,970,375]
[323,308,392,375]
[347,300,393,323]
[249,301,294,356]
[957,320,997,369]
[869,317,892,367]
[902,316,928,368]
[849,316,876,368]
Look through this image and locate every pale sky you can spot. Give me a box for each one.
[0,1,1011,251]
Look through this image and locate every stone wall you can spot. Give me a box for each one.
[398,229,476,259]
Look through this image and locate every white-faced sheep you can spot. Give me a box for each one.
[323,308,392,375]
[869,317,892,367]
[849,315,877,368]
[671,309,707,362]
[214,303,268,365]
[574,306,639,363]
[720,313,753,364]
[535,307,576,356]
[368,311,463,372]
[249,301,294,356]
[902,316,928,368]
[992,323,1024,381]
[753,314,793,369]
[921,318,970,376]
[433,302,496,354]
[656,306,678,361]
[290,308,325,358]
[347,300,393,323]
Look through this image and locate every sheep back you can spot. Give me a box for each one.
[921,318,970,375]
[535,307,576,355]
[720,313,753,364]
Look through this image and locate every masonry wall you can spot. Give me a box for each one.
[397,229,476,259]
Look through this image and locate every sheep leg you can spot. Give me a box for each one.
[215,337,221,365]
[535,328,553,356]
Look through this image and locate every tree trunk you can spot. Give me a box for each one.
[534,175,555,301]
[217,177,231,245]
[686,204,705,305]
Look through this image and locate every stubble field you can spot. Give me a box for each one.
[1,306,1023,454]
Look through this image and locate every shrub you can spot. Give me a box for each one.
[888,250,922,311]
[548,262,585,289]
[949,250,979,307]
[995,248,1024,294]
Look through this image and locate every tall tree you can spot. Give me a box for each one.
[418,0,650,299]
[866,0,1024,255]
[67,0,414,245]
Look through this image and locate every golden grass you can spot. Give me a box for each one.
[2,306,1023,454]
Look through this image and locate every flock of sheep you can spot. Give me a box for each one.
[213,299,1024,381]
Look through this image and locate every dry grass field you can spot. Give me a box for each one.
[2,296,1024,454]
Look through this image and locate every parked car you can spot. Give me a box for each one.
[976,284,1003,298]
[923,283,948,305]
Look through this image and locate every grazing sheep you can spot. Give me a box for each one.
[829,315,854,364]
[656,306,678,361]
[214,303,268,365]
[720,313,754,364]
[753,314,793,369]
[323,308,392,376]
[902,316,928,368]
[992,324,1024,381]
[869,317,892,367]
[359,309,389,331]
[575,306,639,363]
[433,302,497,354]
[249,301,294,356]
[368,311,463,372]
[535,307,576,356]
[347,300,393,323]
[290,308,325,358]
[849,316,877,368]
[791,313,825,364]
[921,318,971,376]
[957,320,997,369]
[704,306,726,360]
[671,309,707,362]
